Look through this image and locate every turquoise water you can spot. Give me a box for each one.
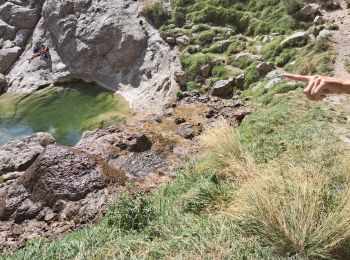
[0,82,130,146]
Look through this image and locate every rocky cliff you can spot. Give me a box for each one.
[0,0,181,109]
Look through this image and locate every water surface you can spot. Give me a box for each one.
[0,82,130,146]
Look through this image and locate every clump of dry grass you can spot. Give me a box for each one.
[198,120,256,182]
[230,164,350,259]
[139,0,170,28]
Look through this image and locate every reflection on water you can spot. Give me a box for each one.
[0,119,33,145]
[0,82,130,146]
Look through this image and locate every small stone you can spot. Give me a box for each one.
[2,171,24,181]
[200,64,211,78]
[174,71,187,89]
[256,62,275,76]
[190,89,200,97]
[177,123,195,139]
[176,35,191,46]
[296,4,320,21]
[206,109,217,118]
[174,117,186,125]
[166,37,176,44]
[314,16,325,25]
[235,74,245,90]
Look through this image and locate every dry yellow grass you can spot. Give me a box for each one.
[229,154,350,259]
[198,120,257,182]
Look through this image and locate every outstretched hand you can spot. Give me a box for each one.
[283,73,349,101]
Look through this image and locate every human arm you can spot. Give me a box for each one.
[283,73,350,101]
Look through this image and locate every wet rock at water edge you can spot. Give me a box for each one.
[0,133,55,176]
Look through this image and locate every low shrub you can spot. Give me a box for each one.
[181,53,212,81]
[197,30,216,45]
[139,0,170,28]
[212,65,229,78]
[105,192,156,232]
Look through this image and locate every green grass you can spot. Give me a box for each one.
[180,53,212,82]
[6,84,350,259]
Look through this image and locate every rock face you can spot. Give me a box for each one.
[3,0,181,110]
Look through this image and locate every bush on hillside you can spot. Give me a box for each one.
[181,54,212,81]
[197,30,216,45]
[139,0,170,28]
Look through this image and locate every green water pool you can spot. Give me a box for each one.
[0,82,131,146]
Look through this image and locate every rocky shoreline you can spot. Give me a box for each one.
[0,85,251,252]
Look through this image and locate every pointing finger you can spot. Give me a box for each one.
[283,73,311,83]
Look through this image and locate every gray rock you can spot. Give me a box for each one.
[0,46,21,73]
[212,78,235,98]
[216,40,232,51]
[281,32,309,48]
[323,0,340,10]
[314,15,325,25]
[174,117,186,125]
[0,2,40,29]
[177,123,195,139]
[0,19,16,41]
[256,62,275,76]
[0,133,55,175]
[176,35,191,46]
[174,70,187,89]
[317,29,336,40]
[0,73,7,93]
[2,172,24,182]
[166,37,176,44]
[296,3,320,21]
[264,78,282,90]
[235,74,245,90]
[13,29,32,48]
[200,64,211,78]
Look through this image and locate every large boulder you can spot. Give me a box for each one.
[0,2,40,29]
[296,4,320,21]
[281,31,309,48]
[0,20,16,41]
[0,46,21,73]
[7,0,181,110]
[212,78,235,98]
[0,133,55,176]
[0,144,127,222]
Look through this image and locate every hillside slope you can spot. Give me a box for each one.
[4,0,350,259]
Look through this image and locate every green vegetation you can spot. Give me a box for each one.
[7,86,350,259]
[0,82,131,146]
[4,0,345,259]
[140,0,170,28]
[212,65,229,78]
[197,29,215,45]
[180,53,212,81]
